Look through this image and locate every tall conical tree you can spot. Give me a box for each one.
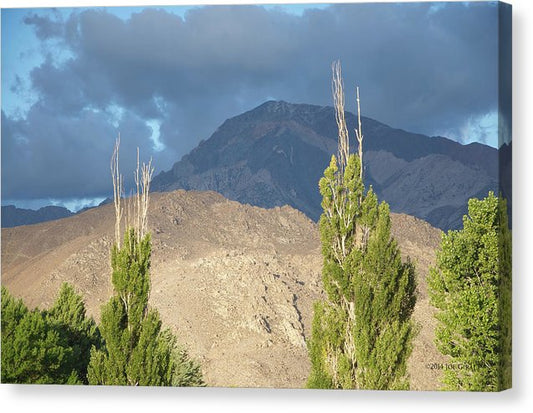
[307,61,417,390]
[88,139,203,386]
[87,228,176,385]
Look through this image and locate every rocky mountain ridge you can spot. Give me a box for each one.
[152,100,498,231]
[1,205,74,228]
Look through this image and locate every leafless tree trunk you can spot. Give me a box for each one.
[111,135,124,248]
[332,60,350,179]
[331,60,364,183]
[355,86,363,181]
[110,136,154,246]
[134,148,154,241]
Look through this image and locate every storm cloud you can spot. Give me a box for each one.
[1,2,505,208]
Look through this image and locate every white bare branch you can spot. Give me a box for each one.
[110,136,154,246]
[332,60,350,179]
[355,86,363,181]
[111,135,124,248]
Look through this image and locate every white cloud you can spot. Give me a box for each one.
[435,110,498,147]
[146,119,165,152]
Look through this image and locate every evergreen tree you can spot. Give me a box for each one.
[1,286,28,344]
[307,61,416,390]
[88,139,203,386]
[1,285,100,384]
[87,229,177,385]
[46,283,102,384]
[1,287,78,384]
[170,341,205,387]
[428,192,512,391]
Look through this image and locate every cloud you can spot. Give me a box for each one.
[2,2,504,206]
[434,110,498,146]
[1,105,157,200]
[23,11,65,40]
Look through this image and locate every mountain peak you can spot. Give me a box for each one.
[152,101,499,231]
[231,100,328,125]
[259,100,292,110]
[255,100,317,113]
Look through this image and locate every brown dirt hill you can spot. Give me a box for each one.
[1,189,446,389]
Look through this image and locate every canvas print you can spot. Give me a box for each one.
[1,1,512,391]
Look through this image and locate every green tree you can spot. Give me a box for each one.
[1,286,28,343]
[170,341,205,387]
[46,283,102,384]
[88,139,203,386]
[307,61,416,390]
[87,229,177,385]
[428,192,512,391]
[1,287,77,384]
[1,284,101,384]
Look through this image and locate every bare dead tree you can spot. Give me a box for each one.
[125,188,134,238]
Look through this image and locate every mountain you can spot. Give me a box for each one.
[2,189,446,389]
[1,205,73,228]
[152,101,499,231]
[1,198,116,228]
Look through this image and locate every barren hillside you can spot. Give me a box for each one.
[1,189,447,389]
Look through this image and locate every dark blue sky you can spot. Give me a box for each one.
[1,1,508,211]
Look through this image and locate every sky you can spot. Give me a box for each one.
[1,1,510,211]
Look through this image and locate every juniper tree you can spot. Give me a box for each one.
[428,192,512,391]
[88,139,203,386]
[307,61,417,390]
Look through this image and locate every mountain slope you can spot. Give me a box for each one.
[152,101,498,230]
[1,205,73,228]
[2,189,446,389]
